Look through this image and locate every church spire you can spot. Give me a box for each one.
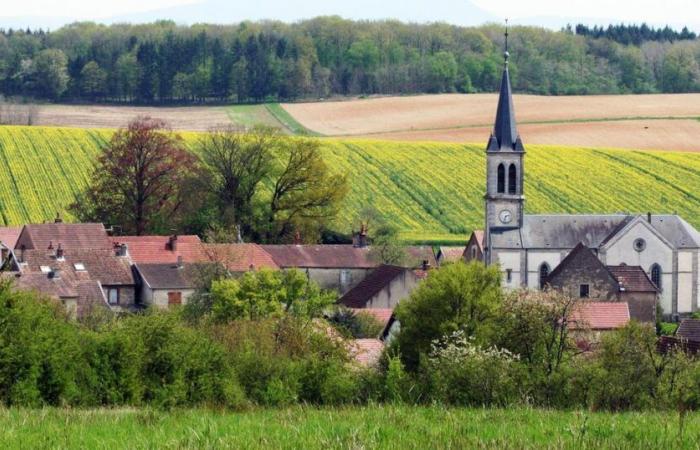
[487,20,523,152]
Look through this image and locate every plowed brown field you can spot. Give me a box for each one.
[282,93,700,151]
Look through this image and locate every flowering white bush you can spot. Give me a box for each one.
[427,330,523,406]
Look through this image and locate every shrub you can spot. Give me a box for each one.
[0,282,92,407]
[426,330,522,406]
[591,322,660,411]
[395,261,503,370]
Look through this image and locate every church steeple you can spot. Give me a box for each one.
[487,22,523,152]
[484,22,526,265]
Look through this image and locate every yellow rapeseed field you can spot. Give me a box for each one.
[2,126,700,244]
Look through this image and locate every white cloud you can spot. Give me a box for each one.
[472,0,700,24]
[0,0,201,19]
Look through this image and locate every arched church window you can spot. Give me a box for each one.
[539,263,550,289]
[650,264,662,290]
[508,164,517,194]
[497,164,505,193]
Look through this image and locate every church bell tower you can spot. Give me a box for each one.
[484,24,525,264]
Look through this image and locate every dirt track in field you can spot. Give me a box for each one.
[32,104,231,131]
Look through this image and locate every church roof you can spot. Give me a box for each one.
[490,214,700,250]
[487,54,523,152]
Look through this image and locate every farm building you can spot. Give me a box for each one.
[338,264,420,310]
[480,46,700,319]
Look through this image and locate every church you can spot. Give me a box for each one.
[466,41,700,320]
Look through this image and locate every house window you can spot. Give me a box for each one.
[539,263,550,290]
[650,264,662,290]
[506,269,512,283]
[579,284,590,298]
[508,164,517,194]
[107,288,119,305]
[497,164,505,193]
[167,291,182,306]
[471,247,477,259]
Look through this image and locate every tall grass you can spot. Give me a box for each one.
[1,406,699,449]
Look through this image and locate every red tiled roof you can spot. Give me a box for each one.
[350,308,393,329]
[16,223,111,251]
[203,243,279,272]
[438,246,466,263]
[261,245,376,269]
[21,248,134,286]
[569,302,630,330]
[117,235,207,264]
[350,338,384,367]
[0,226,21,248]
[607,265,658,292]
[339,265,408,308]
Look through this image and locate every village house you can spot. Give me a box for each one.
[338,264,420,309]
[544,243,658,323]
[569,301,631,349]
[476,44,700,319]
[261,244,378,294]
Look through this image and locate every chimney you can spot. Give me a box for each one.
[647,212,652,223]
[168,234,178,251]
[422,259,431,271]
[177,255,183,269]
[48,240,54,250]
[54,212,63,223]
[55,243,64,260]
[116,243,128,257]
[50,267,61,279]
[354,223,368,248]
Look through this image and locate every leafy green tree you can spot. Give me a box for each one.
[115,53,139,101]
[33,49,69,99]
[263,137,349,243]
[661,45,700,92]
[395,261,503,370]
[79,61,107,99]
[368,223,407,266]
[210,269,334,322]
[428,51,458,92]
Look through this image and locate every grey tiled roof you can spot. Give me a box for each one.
[491,214,700,250]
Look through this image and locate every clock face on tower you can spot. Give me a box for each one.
[499,209,513,224]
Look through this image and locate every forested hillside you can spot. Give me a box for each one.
[0,19,699,104]
[3,126,700,243]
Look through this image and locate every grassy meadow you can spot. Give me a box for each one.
[3,126,700,243]
[1,405,699,449]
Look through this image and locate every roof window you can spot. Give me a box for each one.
[74,263,86,271]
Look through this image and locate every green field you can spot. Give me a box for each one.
[225,104,317,135]
[2,126,700,244]
[1,406,698,448]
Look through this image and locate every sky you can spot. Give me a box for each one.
[1,0,699,31]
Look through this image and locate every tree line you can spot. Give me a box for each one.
[0,18,699,103]
[573,23,697,46]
